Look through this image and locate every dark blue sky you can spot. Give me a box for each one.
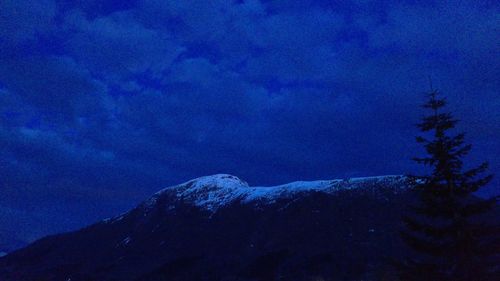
[1,0,499,242]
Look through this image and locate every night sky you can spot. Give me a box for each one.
[1,0,499,243]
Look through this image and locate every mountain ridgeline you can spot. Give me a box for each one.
[0,174,479,280]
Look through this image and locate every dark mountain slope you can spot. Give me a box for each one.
[0,174,424,280]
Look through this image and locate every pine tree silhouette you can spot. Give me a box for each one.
[398,89,499,281]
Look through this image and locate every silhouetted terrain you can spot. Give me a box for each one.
[0,174,495,280]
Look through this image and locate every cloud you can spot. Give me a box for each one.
[0,55,107,122]
[0,0,57,44]
[65,10,184,81]
[368,1,499,56]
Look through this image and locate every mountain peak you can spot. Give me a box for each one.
[136,174,409,213]
[187,174,250,189]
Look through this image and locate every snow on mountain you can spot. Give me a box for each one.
[101,174,410,225]
[109,174,409,219]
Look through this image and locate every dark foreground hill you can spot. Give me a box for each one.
[0,174,428,280]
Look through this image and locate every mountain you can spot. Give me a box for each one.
[0,174,417,280]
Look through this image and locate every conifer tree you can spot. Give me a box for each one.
[399,89,499,281]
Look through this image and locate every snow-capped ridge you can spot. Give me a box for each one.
[104,174,409,223]
[152,174,408,212]
[177,174,249,190]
